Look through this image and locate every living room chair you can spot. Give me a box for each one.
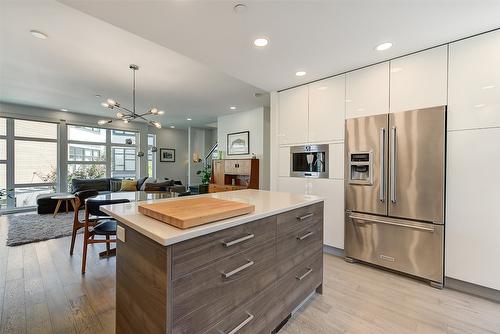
[81,197,130,274]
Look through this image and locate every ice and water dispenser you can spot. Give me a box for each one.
[348,152,373,184]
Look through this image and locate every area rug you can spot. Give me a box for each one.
[5,211,84,247]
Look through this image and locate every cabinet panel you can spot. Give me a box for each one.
[310,179,344,249]
[448,30,500,130]
[309,75,345,142]
[346,62,390,119]
[446,128,500,290]
[390,46,448,113]
[278,86,309,145]
[328,143,344,180]
[278,147,290,177]
[277,177,308,195]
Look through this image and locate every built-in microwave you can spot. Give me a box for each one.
[290,145,329,178]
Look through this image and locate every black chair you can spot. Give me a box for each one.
[70,190,99,256]
[81,197,129,274]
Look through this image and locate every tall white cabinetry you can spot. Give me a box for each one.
[308,75,345,142]
[446,30,500,290]
[278,85,308,145]
[346,62,389,118]
[390,46,448,113]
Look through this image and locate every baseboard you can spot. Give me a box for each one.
[445,277,500,303]
[323,245,344,257]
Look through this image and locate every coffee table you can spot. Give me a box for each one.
[51,194,76,218]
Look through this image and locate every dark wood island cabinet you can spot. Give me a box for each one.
[102,190,324,334]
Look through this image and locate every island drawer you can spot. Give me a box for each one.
[275,252,323,319]
[277,202,323,236]
[277,219,324,277]
[203,283,279,334]
[172,215,276,279]
[173,240,277,334]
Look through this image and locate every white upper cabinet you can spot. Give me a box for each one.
[346,62,390,119]
[448,30,500,131]
[390,46,448,113]
[278,146,290,177]
[308,75,345,142]
[278,85,308,145]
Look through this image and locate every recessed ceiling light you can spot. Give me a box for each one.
[295,71,306,77]
[170,125,175,129]
[95,94,102,98]
[481,85,496,90]
[229,106,236,110]
[187,118,192,121]
[30,30,48,40]
[60,108,68,112]
[254,38,269,47]
[375,42,393,51]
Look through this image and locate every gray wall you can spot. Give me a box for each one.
[150,127,189,185]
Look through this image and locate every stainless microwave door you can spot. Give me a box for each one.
[345,114,388,215]
[388,106,446,224]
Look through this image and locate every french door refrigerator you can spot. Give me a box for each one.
[344,106,446,288]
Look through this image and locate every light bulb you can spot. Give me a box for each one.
[101,102,109,108]
[106,98,116,106]
[150,108,158,114]
[158,110,165,115]
[98,120,109,125]
[123,119,129,124]
[116,112,124,119]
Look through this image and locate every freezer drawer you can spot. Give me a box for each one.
[345,212,444,283]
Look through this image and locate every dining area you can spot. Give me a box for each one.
[69,191,177,274]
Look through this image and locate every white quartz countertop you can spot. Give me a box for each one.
[100,189,324,246]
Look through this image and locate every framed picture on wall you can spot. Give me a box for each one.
[227,131,250,155]
[160,148,176,162]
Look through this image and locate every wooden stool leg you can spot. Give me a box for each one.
[53,199,62,218]
[65,200,69,214]
[106,235,110,255]
[82,235,88,274]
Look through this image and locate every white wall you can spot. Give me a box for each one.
[150,127,189,185]
[217,107,270,189]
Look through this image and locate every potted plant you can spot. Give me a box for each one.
[196,164,212,194]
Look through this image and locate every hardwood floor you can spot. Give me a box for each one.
[0,214,499,334]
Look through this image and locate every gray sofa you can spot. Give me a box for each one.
[36,177,185,214]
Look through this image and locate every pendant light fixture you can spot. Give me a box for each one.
[98,64,164,128]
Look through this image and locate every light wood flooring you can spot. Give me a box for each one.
[0,214,499,334]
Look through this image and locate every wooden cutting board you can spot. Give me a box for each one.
[137,197,255,229]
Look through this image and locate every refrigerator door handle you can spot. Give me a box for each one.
[379,128,385,202]
[348,214,435,232]
[390,126,397,203]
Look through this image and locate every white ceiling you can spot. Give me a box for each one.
[0,1,268,128]
[61,0,500,92]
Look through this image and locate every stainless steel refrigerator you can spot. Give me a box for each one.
[344,106,446,288]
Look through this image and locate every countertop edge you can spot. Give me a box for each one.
[101,194,324,246]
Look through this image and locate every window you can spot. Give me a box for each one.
[111,147,136,179]
[67,125,138,187]
[12,119,58,208]
[0,118,6,210]
[147,134,156,178]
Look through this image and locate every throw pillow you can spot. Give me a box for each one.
[120,179,137,191]
[144,180,173,192]
[140,177,157,191]
[110,180,122,192]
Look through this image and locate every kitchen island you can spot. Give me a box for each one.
[101,189,324,334]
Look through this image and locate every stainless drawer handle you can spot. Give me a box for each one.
[297,213,314,221]
[297,231,314,241]
[225,313,254,334]
[349,214,435,232]
[222,260,255,279]
[296,268,313,281]
[222,234,255,247]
